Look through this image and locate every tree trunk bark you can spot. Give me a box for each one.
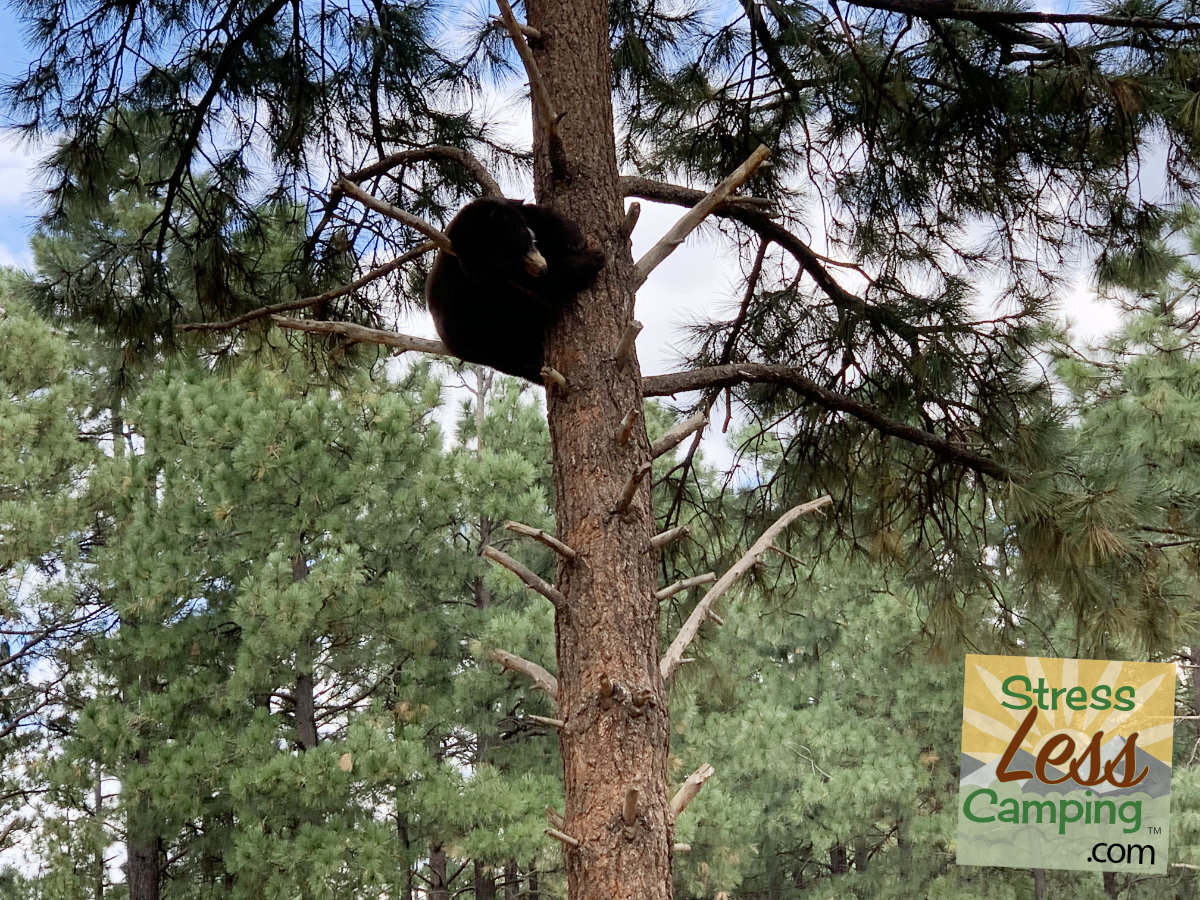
[474,861,497,900]
[292,554,319,751]
[126,841,160,900]
[526,2,672,898]
[126,767,160,900]
[94,767,105,900]
[428,844,449,900]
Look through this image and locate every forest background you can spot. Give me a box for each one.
[4,1,1200,899]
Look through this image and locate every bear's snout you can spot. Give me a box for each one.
[523,247,548,277]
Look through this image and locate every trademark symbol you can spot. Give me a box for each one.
[1149,827,1161,835]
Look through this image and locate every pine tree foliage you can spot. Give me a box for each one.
[0,282,107,863]
[18,357,564,896]
[664,525,1199,898]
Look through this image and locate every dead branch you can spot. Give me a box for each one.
[270,317,453,357]
[546,806,565,829]
[342,145,504,197]
[660,496,831,681]
[335,178,454,253]
[621,201,642,238]
[643,363,1010,481]
[652,525,691,554]
[495,0,558,136]
[617,320,643,359]
[488,648,558,700]
[182,243,435,333]
[526,714,566,729]
[651,525,690,551]
[503,520,578,559]
[617,408,640,446]
[655,572,717,602]
[490,16,542,40]
[633,144,771,287]
[623,788,639,826]
[483,545,567,608]
[650,412,708,459]
[614,461,653,515]
[541,365,567,389]
[669,763,715,818]
[545,827,581,848]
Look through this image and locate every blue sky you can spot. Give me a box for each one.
[0,3,43,269]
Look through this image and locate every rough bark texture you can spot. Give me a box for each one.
[526,1,672,897]
[428,843,450,900]
[126,787,161,900]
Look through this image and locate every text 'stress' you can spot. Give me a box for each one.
[957,655,1175,873]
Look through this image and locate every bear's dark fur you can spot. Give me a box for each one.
[426,197,606,381]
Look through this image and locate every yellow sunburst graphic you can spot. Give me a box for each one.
[961,655,1175,766]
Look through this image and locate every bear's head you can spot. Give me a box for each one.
[445,197,547,284]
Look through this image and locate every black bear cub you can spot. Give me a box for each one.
[426,197,606,382]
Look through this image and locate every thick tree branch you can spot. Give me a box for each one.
[843,0,1200,33]
[633,145,772,287]
[660,496,832,682]
[270,316,452,356]
[643,364,1011,481]
[488,648,559,700]
[335,178,454,253]
[181,243,435,332]
[342,146,503,197]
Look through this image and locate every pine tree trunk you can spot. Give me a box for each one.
[126,842,159,900]
[474,862,496,899]
[428,844,449,900]
[126,774,160,900]
[94,767,105,900]
[525,1,671,898]
[295,667,318,751]
[292,555,319,751]
[829,844,849,874]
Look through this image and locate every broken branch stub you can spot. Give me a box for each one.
[669,763,716,818]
